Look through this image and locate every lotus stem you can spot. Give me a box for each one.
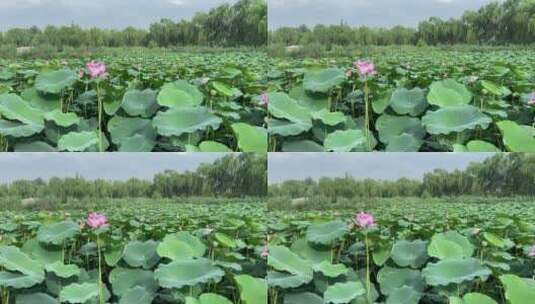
[364,80,371,151]
[97,234,104,304]
[96,81,103,152]
[365,234,371,303]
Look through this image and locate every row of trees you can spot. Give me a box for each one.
[0,154,267,200]
[269,154,535,198]
[270,0,535,46]
[0,0,267,48]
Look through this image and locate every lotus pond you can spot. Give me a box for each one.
[266,199,535,303]
[0,202,267,303]
[0,51,268,152]
[267,48,535,152]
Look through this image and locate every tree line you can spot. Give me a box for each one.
[269,154,535,199]
[0,154,267,201]
[270,0,535,46]
[0,0,267,48]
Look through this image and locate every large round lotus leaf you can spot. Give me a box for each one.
[0,246,44,280]
[267,271,310,288]
[391,239,428,268]
[0,272,44,289]
[289,86,329,112]
[481,80,511,97]
[198,141,232,152]
[422,106,491,135]
[21,238,62,265]
[119,286,154,304]
[283,292,323,304]
[235,274,267,304]
[156,232,206,261]
[290,239,331,265]
[499,274,535,304]
[123,240,160,269]
[323,281,365,304]
[267,245,313,279]
[376,114,425,144]
[482,232,508,248]
[16,293,59,304]
[214,232,237,248]
[282,140,324,152]
[269,119,311,137]
[324,129,374,152]
[377,266,425,295]
[303,68,346,94]
[118,134,155,152]
[212,81,234,97]
[0,120,44,138]
[15,141,56,152]
[312,110,346,126]
[390,87,428,116]
[45,262,80,278]
[109,267,158,296]
[57,131,99,152]
[0,93,44,127]
[231,123,267,152]
[157,80,203,108]
[385,134,423,152]
[153,107,222,137]
[21,88,61,112]
[155,258,224,289]
[59,283,103,303]
[386,286,421,304]
[451,293,498,304]
[121,89,158,118]
[428,231,474,260]
[312,261,347,278]
[497,120,535,152]
[461,140,500,152]
[187,293,232,304]
[35,69,77,94]
[0,69,15,80]
[37,221,79,246]
[44,110,80,127]
[107,115,156,146]
[422,257,491,286]
[427,79,472,107]
[268,92,312,128]
[306,221,348,246]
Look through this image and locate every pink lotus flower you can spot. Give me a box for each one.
[528,245,535,257]
[353,212,376,229]
[87,212,108,229]
[528,92,535,106]
[260,245,269,258]
[86,61,107,78]
[354,60,377,77]
[260,92,269,106]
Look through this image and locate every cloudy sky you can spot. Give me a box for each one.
[0,0,237,30]
[268,153,493,184]
[269,0,497,29]
[0,153,227,183]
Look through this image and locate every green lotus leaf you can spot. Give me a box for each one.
[324,129,375,152]
[0,69,15,80]
[376,114,425,144]
[21,238,62,265]
[231,123,267,152]
[462,140,500,152]
[289,86,329,112]
[282,140,324,152]
[44,109,80,127]
[373,89,392,114]
[234,274,267,304]
[157,80,203,108]
[267,271,309,288]
[481,80,511,97]
[16,293,59,304]
[14,141,56,152]
[427,79,472,107]
[268,92,312,128]
[215,232,237,248]
[269,119,311,137]
[119,286,154,304]
[0,120,44,138]
[500,274,535,304]
[153,107,222,137]
[186,293,232,304]
[21,88,61,112]
[428,231,474,260]
[386,286,422,304]
[0,93,44,127]
[267,245,313,280]
[385,133,423,152]
[155,258,224,289]
[118,134,155,152]
[59,283,103,303]
[422,257,491,286]
[306,220,348,246]
[450,293,498,304]
[390,239,428,268]
[324,281,365,304]
[290,239,331,265]
[35,69,77,94]
[156,232,206,261]
[107,115,156,146]
[283,292,323,304]
[390,87,428,116]
[497,120,535,152]
[198,141,232,152]
[312,261,347,278]
[0,271,44,288]
[109,267,158,296]
[212,81,234,97]
[37,221,79,246]
[422,106,491,135]
[312,109,346,126]
[0,246,44,282]
[57,131,99,152]
[303,68,346,94]
[121,89,158,118]
[45,261,80,278]
[123,240,160,269]
[377,266,425,295]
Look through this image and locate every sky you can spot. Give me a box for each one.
[0,0,237,30]
[268,153,494,184]
[0,153,227,183]
[269,0,497,29]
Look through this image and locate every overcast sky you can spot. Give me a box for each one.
[0,0,237,30]
[268,153,493,184]
[0,153,227,183]
[269,0,497,29]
